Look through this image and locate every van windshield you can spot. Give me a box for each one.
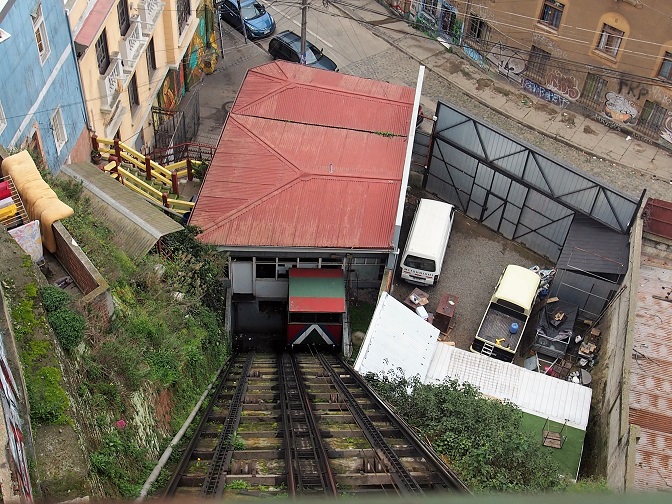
[404,255,435,272]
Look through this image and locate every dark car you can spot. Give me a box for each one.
[268,30,338,72]
[220,0,275,39]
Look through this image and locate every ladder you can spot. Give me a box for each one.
[481,341,495,357]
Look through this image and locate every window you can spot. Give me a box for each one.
[596,24,624,58]
[637,101,667,136]
[51,108,67,152]
[527,45,551,79]
[658,52,672,82]
[177,0,190,35]
[128,74,139,110]
[0,101,6,136]
[32,4,51,64]
[146,38,156,74]
[466,14,490,47]
[256,262,276,279]
[579,72,608,107]
[118,0,130,37]
[539,1,564,30]
[95,29,110,75]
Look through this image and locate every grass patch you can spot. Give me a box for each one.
[349,302,376,334]
[519,413,586,479]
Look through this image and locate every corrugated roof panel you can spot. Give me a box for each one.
[630,256,672,491]
[354,293,439,383]
[191,63,414,249]
[426,345,591,430]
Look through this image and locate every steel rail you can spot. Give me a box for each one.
[335,355,471,493]
[163,355,239,496]
[201,353,255,496]
[279,352,338,496]
[317,353,424,496]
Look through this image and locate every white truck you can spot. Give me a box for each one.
[400,199,455,286]
[471,265,541,362]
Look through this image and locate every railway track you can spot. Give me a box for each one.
[165,351,468,498]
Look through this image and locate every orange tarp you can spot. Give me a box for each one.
[1,151,73,252]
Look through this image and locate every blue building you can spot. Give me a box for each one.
[0,0,88,173]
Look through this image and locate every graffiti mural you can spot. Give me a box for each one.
[545,69,580,101]
[522,78,570,108]
[158,71,179,110]
[661,111,672,143]
[185,0,217,87]
[604,91,639,124]
[438,1,461,43]
[486,42,526,83]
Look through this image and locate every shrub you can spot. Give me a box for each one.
[39,286,71,313]
[48,308,86,351]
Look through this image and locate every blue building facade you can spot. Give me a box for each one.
[0,0,88,173]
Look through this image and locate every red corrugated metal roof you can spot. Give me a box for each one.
[74,0,116,49]
[190,61,415,249]
[630,254,672,491]
[643,198,672,240]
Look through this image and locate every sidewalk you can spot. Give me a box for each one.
[331,0,672,199]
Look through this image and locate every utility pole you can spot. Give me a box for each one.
[300,0,308,64]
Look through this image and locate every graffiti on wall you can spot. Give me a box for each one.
[618,77,649,101]
[545,70,580,101]
[532,32,568,59]
[522,78,570,108]
[486,42,526,83]
[0,332,33,503]
[651,85,672,107]
[661,112,672,143]
[185,0,217,87]
[604,92,639,124]
[464,46,489,69]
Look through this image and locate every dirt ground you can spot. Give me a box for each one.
[389,193,551,352]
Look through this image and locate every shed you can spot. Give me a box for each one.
[59,163,183,258]
[552,214,629,318]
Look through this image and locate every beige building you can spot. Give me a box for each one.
[67,0,217,153]
[427,0,672,144]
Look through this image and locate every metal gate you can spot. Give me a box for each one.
[426,101,645,262]
[152,88,201,152]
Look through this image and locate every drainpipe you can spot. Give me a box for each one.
[64,9,92,131]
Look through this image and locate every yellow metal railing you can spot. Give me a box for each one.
[93,135,204,214]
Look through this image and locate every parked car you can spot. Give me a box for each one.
[268,30,338,72]
[220,0,275,39]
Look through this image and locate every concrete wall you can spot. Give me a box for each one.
[594,207,643,491]
[52,221,114,319]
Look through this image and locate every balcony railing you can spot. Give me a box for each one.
[138,0,164,36]
[98,56,124,112]
[119,21,146,69]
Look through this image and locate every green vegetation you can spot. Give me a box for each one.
[9,283,71,426]
[48,309,86,352]
[367,369,586,492]
[35,176,232,498]
[349,301,376,334]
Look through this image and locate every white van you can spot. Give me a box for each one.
[400,199,455,286]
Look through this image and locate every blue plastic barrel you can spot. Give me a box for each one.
[510,322,519,334]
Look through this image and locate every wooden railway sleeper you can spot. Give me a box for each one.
[200,353,255,497]
[317,354,424,496]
